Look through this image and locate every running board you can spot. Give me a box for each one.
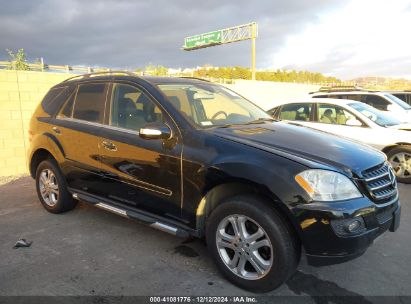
[72,192,189,238]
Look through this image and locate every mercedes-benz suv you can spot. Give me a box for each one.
[28,72,401,292]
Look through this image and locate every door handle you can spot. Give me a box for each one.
[52,126,61,134]
[102,140,117,151]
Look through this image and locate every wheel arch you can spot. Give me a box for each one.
[195,180,303,246]
[382,143,411,155]
[29,148,57,178]
[29,132,66,178]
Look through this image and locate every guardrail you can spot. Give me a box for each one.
[0,61,112,73]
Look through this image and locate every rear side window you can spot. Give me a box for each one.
[279,103,312,121]
[393,93,406,101]
[73,83,108,123]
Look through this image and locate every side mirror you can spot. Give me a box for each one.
[139,123,171,140]
[346,118,363,126]
[386,104,395,111]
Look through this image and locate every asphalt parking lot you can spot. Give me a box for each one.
[0,176,410,300]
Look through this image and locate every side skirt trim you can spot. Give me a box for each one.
[71,190,197,238]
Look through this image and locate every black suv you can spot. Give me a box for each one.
[28,72,401,292]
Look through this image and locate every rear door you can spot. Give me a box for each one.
[276,103,314,127]
[98,82,183,220]
[55,82,108,195]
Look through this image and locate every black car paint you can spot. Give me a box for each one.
[28,75,400,266]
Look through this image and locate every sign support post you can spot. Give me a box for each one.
[251,23,257,80]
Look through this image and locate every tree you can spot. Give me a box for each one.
[144,64,168,76]
[6,48,30,70]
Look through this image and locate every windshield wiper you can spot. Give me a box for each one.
[216,118,277,128]
[246,117,277,124]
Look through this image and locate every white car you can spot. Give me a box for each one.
[310,89,411,122]
[269,98,411,183]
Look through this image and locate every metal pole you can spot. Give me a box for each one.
[251,23,256,80]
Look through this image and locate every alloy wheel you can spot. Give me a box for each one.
[39,169,59,207]
[216,214,273,280]
[389,152,411,178]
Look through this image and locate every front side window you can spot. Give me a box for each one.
[157,83,270,127]
[110,83,163,131]
[317,104,363,126]
[278,103,312,121]
[72,83,108,123]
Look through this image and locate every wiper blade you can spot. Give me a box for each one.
[216,118,276,128]
[247,117,277,124]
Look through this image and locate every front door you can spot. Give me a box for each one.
[98,82,182,220]
[309,103,379,147]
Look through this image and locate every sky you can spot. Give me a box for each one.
[0,0,410,79]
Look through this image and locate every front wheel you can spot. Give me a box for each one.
[387,146,411,184]
[206,195,299,292]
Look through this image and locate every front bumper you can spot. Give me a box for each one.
[293,196,401,266]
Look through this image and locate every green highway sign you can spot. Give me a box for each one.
[184,30,223,50]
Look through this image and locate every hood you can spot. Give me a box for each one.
[211,122,385,176]
[388,122,411,131]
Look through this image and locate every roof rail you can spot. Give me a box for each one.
[317,85,365,93]
[63,70,138,82]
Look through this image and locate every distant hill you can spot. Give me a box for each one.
[348,76,411,90]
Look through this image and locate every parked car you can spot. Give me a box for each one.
[385,91,411,106]
[310,86,411,122]
[269,98,411,183]
[28,72,400,292]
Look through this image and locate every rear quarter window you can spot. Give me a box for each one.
[41,86,76,116]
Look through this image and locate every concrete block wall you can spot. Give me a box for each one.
[225,80,320,110]
[0,70,73,176]
[0,71,321,177]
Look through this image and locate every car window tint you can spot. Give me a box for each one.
[110,83,163,131]
[364,95,389,110]
[58,91,76,118]
[318,104,362,126]
[279,103,312,121]
[73,83,108,123]
[41,87,65,114]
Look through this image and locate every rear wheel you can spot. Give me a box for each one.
[206,195,299,292]
[35,159,77,213]
[387,146,411,184]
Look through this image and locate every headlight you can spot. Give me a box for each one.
[295,169,362,201]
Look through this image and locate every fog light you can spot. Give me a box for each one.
[345,219,361,233]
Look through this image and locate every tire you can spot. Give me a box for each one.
[35,159,77,213]
[206,195,300,293]
[387,146,411,184]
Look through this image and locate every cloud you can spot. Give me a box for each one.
[272,0,411,79]
[0,0,343,70]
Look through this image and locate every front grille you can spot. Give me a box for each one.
[361,162,397,202]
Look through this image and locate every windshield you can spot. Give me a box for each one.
[384,94,411,110]
[157,83,272,127]
[349,102,402,126]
